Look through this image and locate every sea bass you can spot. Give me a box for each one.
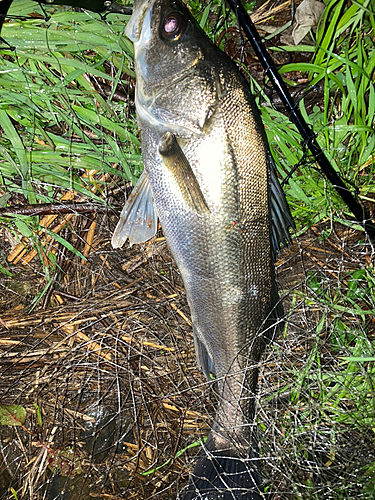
[112,0,293,498]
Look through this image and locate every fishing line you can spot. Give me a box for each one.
[280,156,310,188]
[211,0,229,38]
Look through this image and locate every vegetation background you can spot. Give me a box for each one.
[0,0,374,498]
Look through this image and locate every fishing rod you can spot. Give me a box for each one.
[225,0,375,241]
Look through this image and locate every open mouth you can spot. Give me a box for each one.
[125,0,153,43]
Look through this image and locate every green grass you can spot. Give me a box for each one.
[268,13,375,489]
[295,270,375,431]
[267,265,375,496]
[0,2,141,192]
[0,0,142,276]
[0,0,142,282]
[257,0,375,233]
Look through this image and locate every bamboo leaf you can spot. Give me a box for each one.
[0,109,28,177]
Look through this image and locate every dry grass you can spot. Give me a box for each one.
[1,207,374,499]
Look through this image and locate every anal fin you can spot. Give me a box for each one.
[193,330,215,381]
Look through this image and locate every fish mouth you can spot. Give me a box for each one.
[125,0,155,43]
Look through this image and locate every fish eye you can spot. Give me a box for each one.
[162,13,183,40]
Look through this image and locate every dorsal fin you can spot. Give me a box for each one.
[268,152,294,257]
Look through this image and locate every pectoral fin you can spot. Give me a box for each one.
[111,171,158,248]
[158,132,209,215]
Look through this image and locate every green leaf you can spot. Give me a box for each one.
[0,404,27,426]
[33,402,43,428]
[0,193,11,208]
[199,4,211,29]
[0,263,13,277]
[345,66,358,114]
[45,228,86,260]
[10,488,18,500]
[340,357,375,362]
[14,219,33,238]
[0,109,28,177]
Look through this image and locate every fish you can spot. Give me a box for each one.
[112,0,293,498]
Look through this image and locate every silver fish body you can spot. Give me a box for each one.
[114,1,293,497]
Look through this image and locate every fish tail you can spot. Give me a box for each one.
[181,432,264,500]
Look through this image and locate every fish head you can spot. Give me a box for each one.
[125,0,202,76]
[125,0,221,136]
